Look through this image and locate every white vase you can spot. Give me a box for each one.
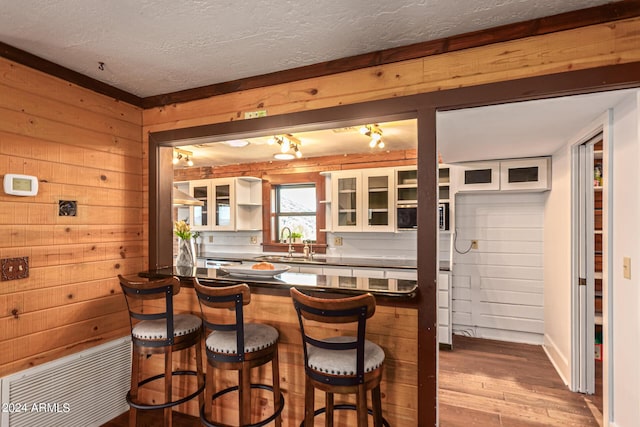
[176,238,196,268]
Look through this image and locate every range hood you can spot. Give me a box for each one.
[173,187,204,206]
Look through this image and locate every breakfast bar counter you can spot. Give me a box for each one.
[138,266,420,425]
[141,265,417,299]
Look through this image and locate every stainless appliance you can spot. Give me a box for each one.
[438,203,449,231]
[396,204,417,230]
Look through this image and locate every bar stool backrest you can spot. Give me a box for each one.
[118,274,181,348]
[193,279,252,362]
[290,288,376,386]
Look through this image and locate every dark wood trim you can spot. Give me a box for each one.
[148,62,640,426]
[260,171,327,254]
[141,1,640,108]
[0,41,144,107]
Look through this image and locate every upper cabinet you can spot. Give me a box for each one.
[189,179,213,230]
[455,157,551,192]
[187,177,262,231]
[331,168,395,232]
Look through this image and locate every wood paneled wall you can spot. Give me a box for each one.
[0,58,144,376]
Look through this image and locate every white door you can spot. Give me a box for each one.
[572,135,600,394]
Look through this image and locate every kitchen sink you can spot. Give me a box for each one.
[255,255,326,263]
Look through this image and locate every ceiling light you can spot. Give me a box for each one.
[274,152,295,160]
[271,134,302,160]
[225,139,250,147]
[360,124,384,149]
[173,148,194,167]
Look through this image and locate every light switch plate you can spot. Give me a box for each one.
[623,256,631,279]
[1,257,29,281]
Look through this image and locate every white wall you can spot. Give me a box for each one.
[542,141,573,384]
[452,192,545,344]
[610,92,640,426]
[326,231,417,259]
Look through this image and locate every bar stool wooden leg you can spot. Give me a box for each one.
[356,385,367,427]
[372,385,383,427]
[325,392,334,427]
[272,348,282,427]
[164,350,173,427]
[129,351,140,427]
[239,364,252,425]
[195,339,205,411]
[304,376,315,426]
[204,363,214,422]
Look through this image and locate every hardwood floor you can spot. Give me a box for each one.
[103,336,600,426]
[439,336,600,427]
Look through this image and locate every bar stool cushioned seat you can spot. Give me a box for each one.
[194,279,284,427]
[206,323,279,354]
[118,274,205,427]
[307,336,385,376]
[290,287,389,427]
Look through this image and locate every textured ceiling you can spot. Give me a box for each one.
[0,0,614,97]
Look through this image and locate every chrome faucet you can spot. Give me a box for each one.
[280,227,294,257]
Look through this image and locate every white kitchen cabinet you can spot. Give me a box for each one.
[189,179,213,231]
[331,168,395,232]
[454,157,551,193]
[438,272,452,346]
[499,157,551,191]
[454,161,500,192]
[235,177,263,231]
[211,178,235,231]
[183,177,262,231]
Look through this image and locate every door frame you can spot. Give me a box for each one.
[569,110,613,422]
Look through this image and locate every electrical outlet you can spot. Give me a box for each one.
[208,235,214,243]
[471,240,479,250]
[250,235,258,244]
[244,110,267,119]
[333,237,343,246]
[1,257,29,281]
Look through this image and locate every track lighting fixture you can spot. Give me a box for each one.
[173,148,195,166]
[269,134,302,160]
[359,124,384,149]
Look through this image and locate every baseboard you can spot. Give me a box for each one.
[543,333,570,387]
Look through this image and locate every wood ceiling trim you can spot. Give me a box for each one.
[1,1,638,109]
[141,0,640,108]
[0,41,144,108]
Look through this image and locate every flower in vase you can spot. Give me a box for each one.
[173,220,193,240]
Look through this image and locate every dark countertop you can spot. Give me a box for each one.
[142,266,417,299]
[197,252,421,270]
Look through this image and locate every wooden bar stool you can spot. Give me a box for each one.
[193,279,284,427]
[290,288,389,427]
[118,274,205,427]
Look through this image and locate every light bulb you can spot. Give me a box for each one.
[267,137,276,145]
[371,131,382,141]
[359,125,370,135]
[369,139,377,148]
[377,141,385,149]
[172,156,179,165]
[281,139,290,152]
[186,157,193,167]
[295,149,302,158]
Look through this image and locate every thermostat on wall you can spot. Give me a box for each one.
[3,174,38,196]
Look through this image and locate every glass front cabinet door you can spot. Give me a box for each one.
[188,179,212,231]
[212,178,235,231]
[331,169,395,232]
[332,172,360,232]
[362,168,394,232]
